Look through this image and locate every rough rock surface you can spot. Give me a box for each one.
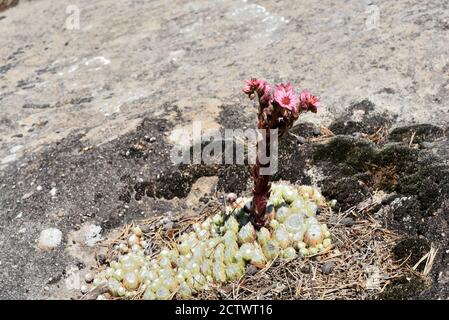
[0,0,448,299]
[1,0,449,167]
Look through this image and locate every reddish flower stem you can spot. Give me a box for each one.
[242,78,319,228]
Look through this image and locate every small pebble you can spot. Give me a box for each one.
[163,221,174,230]
[80,285,89,294]
[21,192,34,200]
[313,126,321,136]
[149,137,156,143]
[297,136,307,144]
[38,228,63,250]
[245,265,258,276]
[36,185,43,191]
[85,273,94,283]
[322,261,335,275]
[50,188,57,196]
[341,217,355,227]
[301,265,311,274]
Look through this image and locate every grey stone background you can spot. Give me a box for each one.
[0,0,448,300]
[1,0,448,168]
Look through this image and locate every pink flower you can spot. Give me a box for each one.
[243,78,264,94]
[261,84,272,103]
[273,83,299,112]
[243,78,272,104]
[300,90,320,113]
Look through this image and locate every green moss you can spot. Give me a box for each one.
[398,164,449,212]
[375,143,418,170]
[389,124,445,144]
[313,136,377,170]
[382,275,426,300]
[314,137,420,172]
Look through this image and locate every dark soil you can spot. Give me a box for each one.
[393,237,431,270]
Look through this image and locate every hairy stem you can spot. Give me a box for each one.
[250,124,272,228]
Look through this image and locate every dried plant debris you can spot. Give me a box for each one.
[82,183,417,300]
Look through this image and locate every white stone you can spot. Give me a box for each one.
[36,185,43,191]
[38,228,63,250]
[80,285,89,294]
[84,272,94,283]
[21,192,34,200]
[50,188,57,196]
[83,224,103,247]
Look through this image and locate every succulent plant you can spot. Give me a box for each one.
[89,183,332,300]
[275,206,289,223]
[303,224,325,247]
[238,222,256,244]
[243,79,320,228]
[274,226,290,249]
[256,227,271,246]
[282,247,298,261]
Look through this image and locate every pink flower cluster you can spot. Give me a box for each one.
[243,78,321,227]
[243,78,320,115]
[300,90,320,113]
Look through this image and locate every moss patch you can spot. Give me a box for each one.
[313,136,376,170]
[393,237,431,269]
[382,276,427,300]
[389,124,445,144]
